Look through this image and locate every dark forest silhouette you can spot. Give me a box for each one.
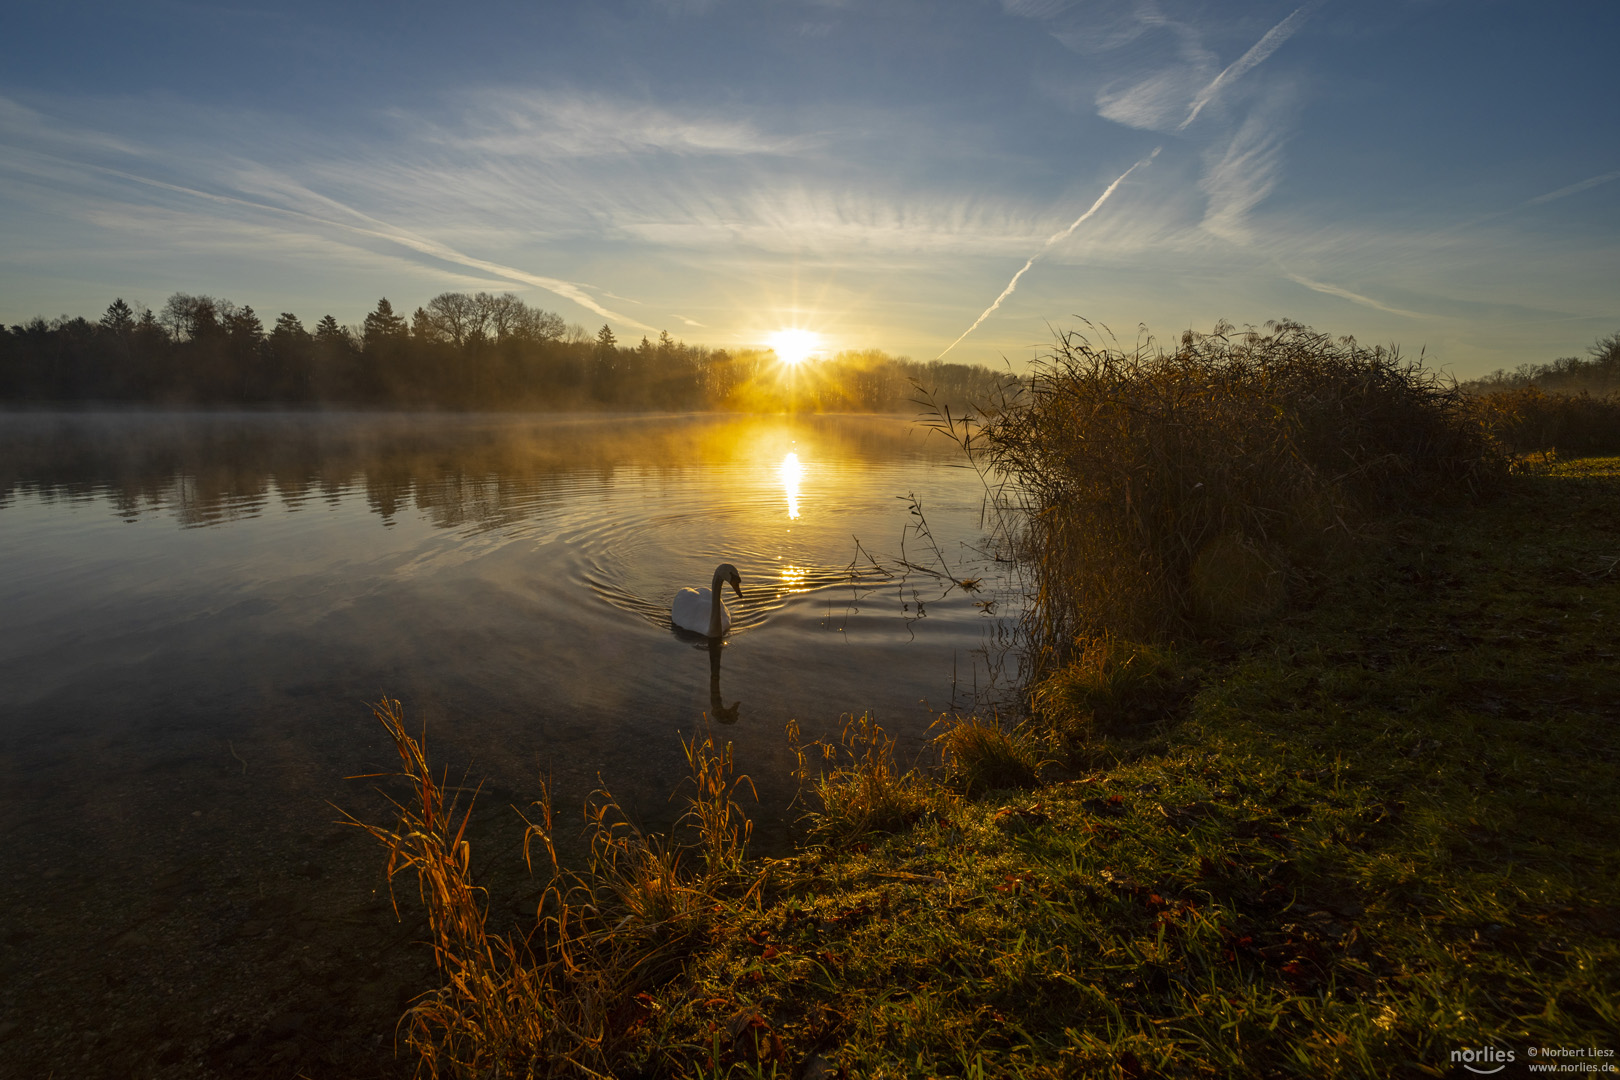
[0,292,1012,413]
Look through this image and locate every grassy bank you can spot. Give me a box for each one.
[354,323,1618,1077]
[632,457,1619,1078]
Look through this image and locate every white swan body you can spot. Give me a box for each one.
[672,563,743,638]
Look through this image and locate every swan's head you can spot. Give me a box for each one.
[714,562,743,599]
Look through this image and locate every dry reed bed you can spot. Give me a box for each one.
[948,319,1503,664]
[1469,385,1620,458]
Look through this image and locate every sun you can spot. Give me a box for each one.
[768,329,820,366]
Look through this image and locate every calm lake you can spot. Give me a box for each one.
[0,410,1017,1077]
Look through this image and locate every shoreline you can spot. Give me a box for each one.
[350,457,1619,1079]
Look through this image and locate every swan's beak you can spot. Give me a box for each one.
[730,576,743,599]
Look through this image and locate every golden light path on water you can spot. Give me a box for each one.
[780,450,802,519]
[775,450,813,595]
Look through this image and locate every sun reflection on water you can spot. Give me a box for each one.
[780,451,803,519]
[778,564,809,593]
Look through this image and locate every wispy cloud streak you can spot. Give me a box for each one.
[1283,269,1425,319]
[1527,169,1620,206]
[1179,1,1322,131]
[937,149,1159,358]
[428,91,813,160]
[1199,103,1288,243]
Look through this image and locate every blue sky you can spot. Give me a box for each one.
[1,0,1615,376]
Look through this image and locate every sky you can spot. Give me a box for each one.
[1,0,1616,378]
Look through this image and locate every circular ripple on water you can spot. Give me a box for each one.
[558,487,886,633]
[500,458,973,637]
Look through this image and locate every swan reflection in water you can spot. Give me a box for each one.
[707,641,740,724]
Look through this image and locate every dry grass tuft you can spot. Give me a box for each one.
[931,713,1048,793]
[343,698,756,1078]
[788,713,940,843]
[677,729,756,883]
[1029,636,1191,753]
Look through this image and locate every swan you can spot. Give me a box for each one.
[672,563,743,639]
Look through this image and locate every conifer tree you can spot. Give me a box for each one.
[363,298,408,347]
[99,298,135,338]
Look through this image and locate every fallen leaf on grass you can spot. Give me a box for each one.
[995,801,1050,826]
[1081,796,1127,818]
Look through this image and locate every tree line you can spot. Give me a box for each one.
[1460,331,1620,398]
[0,292,1011,414]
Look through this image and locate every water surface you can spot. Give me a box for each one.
[0,411,1014,1077]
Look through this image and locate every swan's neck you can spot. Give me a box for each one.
[707,569,726,638]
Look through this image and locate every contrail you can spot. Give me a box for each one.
[1179,0,1324,131]
[936,148,1159,359]
[235,171,656,327]
[1282,269,1425,319]
[25,146,654,329]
